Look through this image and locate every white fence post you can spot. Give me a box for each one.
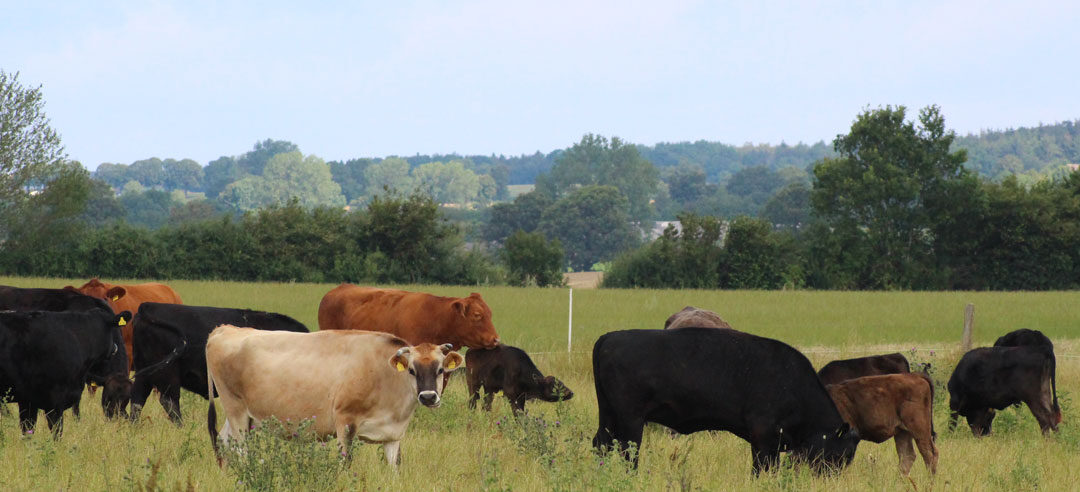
[568,288,573,353]
[961,303,974,353]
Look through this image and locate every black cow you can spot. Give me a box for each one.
[0,285,113,313]
[947,345,1060,436]
[0,310,131,437]
[817,353,910,386]
[465,345,573,413]
[129,303,309,424]
[592,328,859,473]
[994,328,1054,349]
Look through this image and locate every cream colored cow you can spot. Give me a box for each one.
[205,325,463,467]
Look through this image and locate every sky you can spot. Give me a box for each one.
[4,1,1079,169]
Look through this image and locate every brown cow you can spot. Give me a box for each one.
[64,278,183,370]
[663,306,733,330]
[317,284,500,350]
[826,373,938,477]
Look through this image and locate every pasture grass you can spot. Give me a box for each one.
[1,276,1079,490]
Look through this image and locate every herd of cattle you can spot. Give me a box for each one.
[0,280,1064,479]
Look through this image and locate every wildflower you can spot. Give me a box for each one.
[600,460,604,466]
[929,350,936,357]
[25,430,33,435]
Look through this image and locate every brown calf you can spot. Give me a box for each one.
[826,373,938,477]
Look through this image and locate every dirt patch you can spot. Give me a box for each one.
[563,271,603,289]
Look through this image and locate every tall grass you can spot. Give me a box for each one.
[1,276,1078,490]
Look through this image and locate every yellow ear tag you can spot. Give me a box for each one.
[396,362,405,372]
[112,295,119,301]
[447,360,457,370]
[118,318,127,326]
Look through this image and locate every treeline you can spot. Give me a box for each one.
[0,193,503,285]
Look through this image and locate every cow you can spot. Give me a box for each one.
[825,373,938,478]
[317,284,500,350]
[817,353,911,386]
[0,285,112,313]
[947,345,1061,436]
[663,306,733,330]
[64,278,184,371]
[206,325,463,467]
[128,303,309,425]
[994,328,1053,349]
[0,310,131,437]
[465,344,574,413]
[592,328,859,474]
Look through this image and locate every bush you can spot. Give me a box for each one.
[501,230,564,287]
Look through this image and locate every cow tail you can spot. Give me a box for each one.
[1049,353,1061,423]
[207,357,222,466]
[917,371,937,440]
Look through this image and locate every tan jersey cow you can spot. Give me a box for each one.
[826,373,939,478]
[317,284,500,350]
[205,325,463,467]
[64,278,184,370]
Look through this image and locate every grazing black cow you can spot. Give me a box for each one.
[817,353,911,386]
[0,310,131,437]
[0,285,113,313]
[948,345,1060,436]
[465,345,574,413]
[128,303,309,424]
[994,328,1053,349]
[592,328,859,473]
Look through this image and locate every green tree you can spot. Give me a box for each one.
[761,182,810,229]
[221,152,344,211]
[484,190,554,243]
[238,139,299,175]
[536,134,660,225]
[0,70,66,237]
[362,158,413,200]
[93,162,130,189]
[726,165,782,197]
[412,160,482,205]
[539,185,638,271]
[328,158,373,203]
[603,213,725,289]
[501,230,564,287]
[811,105,972,289]
[204,156,243,198]
[163,158,203,191]
[129,158,165,188]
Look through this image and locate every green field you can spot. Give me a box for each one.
[1,276,1078,490]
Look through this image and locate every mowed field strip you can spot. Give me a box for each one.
[1,276,1078,490]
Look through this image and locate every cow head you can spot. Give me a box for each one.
[389,342,464,408]
[537,375,574,403]
[802,423,859,474]
[91,310,133,418]
[65,278,126,312]
[965,408,996,436]
[101,373,132,419]
[451,293,500,349]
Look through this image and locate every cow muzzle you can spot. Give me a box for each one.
[418,390,440,407]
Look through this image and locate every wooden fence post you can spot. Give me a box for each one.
[961,303,974,353]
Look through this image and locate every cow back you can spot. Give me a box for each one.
[818,353,910,386]
[0,285,113,313]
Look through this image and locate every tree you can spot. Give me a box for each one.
[163,158,203,191]
[501,230,564,287]
[484,190,554,243]
[119,188,180,228]
[761,182,810,229]
[93,162,130,189]
[221,151,345,211]
[539,185,638,271]
[665,164,711,204]
[238,139,299,175]
[129,158,165,188]
[726,165,782,198]
[811,105,973,289]
[204,156,243,198]
[412,160,482,205]
[362,158,413,199]
[328,158,373,203]
[358,191,461,283]
[536,134,660,225]
[0,70,66,237]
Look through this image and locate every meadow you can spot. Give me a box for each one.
[1,276,1077,491]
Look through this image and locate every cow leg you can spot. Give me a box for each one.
[159,386,182,426]
[748,421,781,475]
[383,440,402,469]
[482,391,496,412]
[468,387,481,410]
[18,402,38,435]
[947,410,959,431]
[44,409,64,439]
[893,430,916,477]
[72,393,82,420]
[914,432,938,475]
[129,376,154,422]
[336,421,357,461]
[508,391,527,415]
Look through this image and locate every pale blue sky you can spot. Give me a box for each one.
[4,1,1078,169]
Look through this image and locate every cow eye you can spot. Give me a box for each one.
[437,368,444,375]
[408,368,415,376]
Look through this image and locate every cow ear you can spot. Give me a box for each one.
[115,311,132,327]
[443,351,464,372]
[452,300,466,317]
[106,286,126,302]
[440,343,454,354]
[389,347,410,372]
